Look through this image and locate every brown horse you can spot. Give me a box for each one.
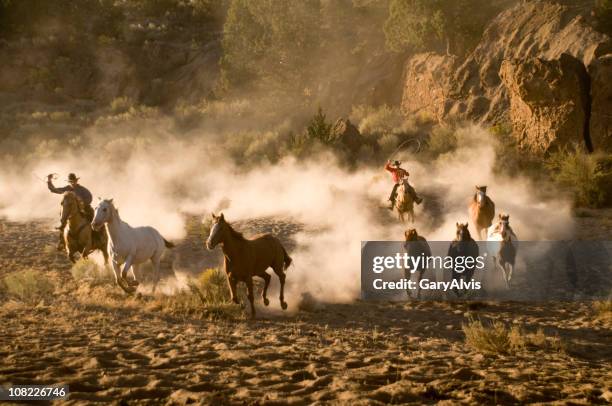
[205,213,292,318]
[60,192,108,264]
[447,223,479,297]
[395,180,415,223]
[403,228,431,299]
[469,185,495,240]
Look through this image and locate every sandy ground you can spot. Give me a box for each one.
[0,213,611,405]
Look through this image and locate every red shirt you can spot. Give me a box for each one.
[385,162,408,183]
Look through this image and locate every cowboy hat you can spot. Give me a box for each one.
[67,173,80,182]
[393,160,401,167]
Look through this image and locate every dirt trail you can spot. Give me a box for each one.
[1,298,610,404]
[0,213,611,404]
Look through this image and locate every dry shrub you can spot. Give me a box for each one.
[351,104,416,139]
[70,259,113,287]
[464,318,565,355]
[109,96,135,114]
[426,125,457,157]
[193,268,232,304]
[593,300,612,320]
[378,133,399,156]
[463,318,511,354]
[0,269,55,304]
[545,146,610,207]
[153,268,245,320]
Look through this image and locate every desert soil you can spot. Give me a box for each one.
[0,212,611,405]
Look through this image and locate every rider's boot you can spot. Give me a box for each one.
[415,196,423,205]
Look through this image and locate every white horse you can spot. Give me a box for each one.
[487,214,518,288]
[91,199,174,294]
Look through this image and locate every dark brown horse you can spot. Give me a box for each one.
[205,213,292,318]
[60,192,108,264]
[447,223,479,297]
[403,228,431,299]
[469,185,495,240]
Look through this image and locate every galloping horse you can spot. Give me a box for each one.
[60,191,108,264]
[469,185,495,239]
[487,214,518,288]
[403,228,431,299]
[395,179,415,223]
[448,223,479,297]
[206,213,292,318]
[91,199,174,294]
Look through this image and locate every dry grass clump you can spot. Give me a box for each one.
[593,300,612,320]
[70,259,114,287]
[0,269,55,305]
[463,319,564,355]
[152,268,245,320]
[351,105,416,138]
[109,96,135,114]
[463,318,513,354]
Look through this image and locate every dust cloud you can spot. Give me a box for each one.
[0,121,574,302]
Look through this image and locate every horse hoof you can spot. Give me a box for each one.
[281,301,288,310]
[128,280,139,287]
[263,298,270,306]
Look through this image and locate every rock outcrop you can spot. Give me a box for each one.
[589,54,612,151]
[499,53,590,154]
[400,0,612,153]
[401,53,456,122]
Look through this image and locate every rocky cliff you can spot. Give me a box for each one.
[401,0,612,154]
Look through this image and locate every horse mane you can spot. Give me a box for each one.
[225,221,246,241]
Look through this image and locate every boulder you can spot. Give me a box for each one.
[499,53,590,154]
[589,54,612,151]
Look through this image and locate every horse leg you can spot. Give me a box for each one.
[81,241,92,260]
[81,231,93,259]
[102,248,109,265]
[151,255,162,294]
[246,277,256,318]
[227,273,239,304]
[507,263,514,283]
[121,255,134,281]
[416,269,424,299]
[127,263,140,287]
[498,258,509,288]
[452,273,462,297]
[112,260,134,294]
[277,269,288,310]
[260,272,271,306]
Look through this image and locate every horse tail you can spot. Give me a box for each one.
[163,238,175,249]
[281,244,292,270]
